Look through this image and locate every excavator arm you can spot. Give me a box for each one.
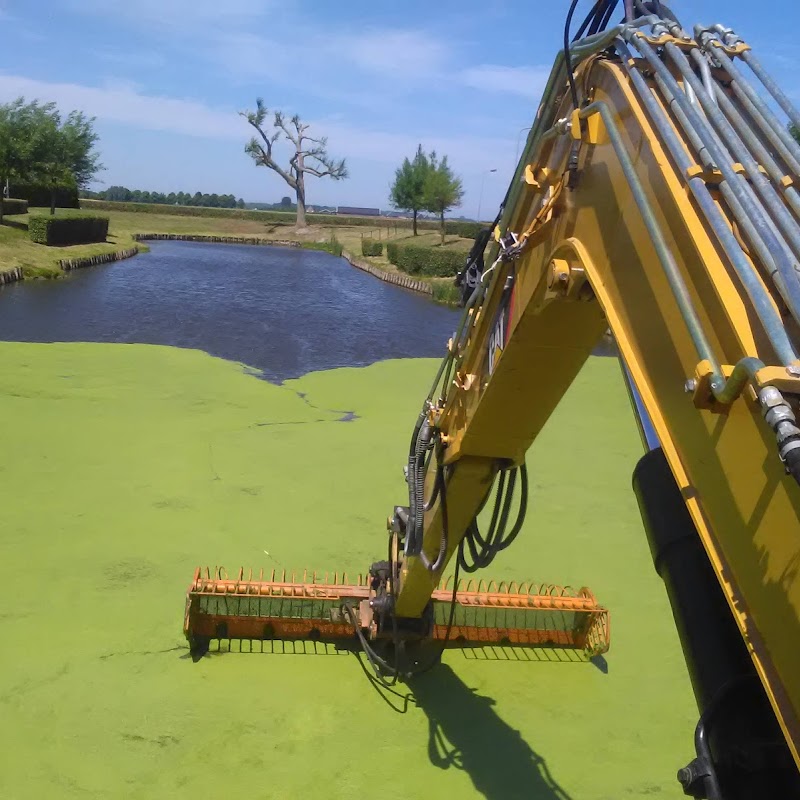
[185,3,800,796]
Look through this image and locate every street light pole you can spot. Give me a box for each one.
[477,168,497,223]
[514,125,532,168]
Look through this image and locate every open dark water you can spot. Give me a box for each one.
[0,241,460,381]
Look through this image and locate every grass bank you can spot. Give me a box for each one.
[0,208,472,302]
[0,344,695,798]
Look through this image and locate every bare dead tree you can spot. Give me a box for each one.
[241,99,348,228]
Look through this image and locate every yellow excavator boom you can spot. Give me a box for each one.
[186,4,800,796]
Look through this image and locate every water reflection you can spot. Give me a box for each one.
[0,241,460,382]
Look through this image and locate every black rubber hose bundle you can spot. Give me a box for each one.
[458,464,528,574]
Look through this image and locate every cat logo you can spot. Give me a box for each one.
[487,311,505,376]
[487,277,515,376]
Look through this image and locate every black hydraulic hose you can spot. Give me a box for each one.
[623,0,633,22]
[483,468,518,559]
[459,465,528,573]
[420,447,449,572]
[633,0,677,23]
[597,0,619,32]
[423,455,440,511]
[342,602,400,686]
[576,0,610,39]
[408,419,433,553]
[496,464,528,552]
[564,0,583,110]
[469,470,507,551]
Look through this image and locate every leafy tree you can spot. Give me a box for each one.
[791,123,800,146]
[106,185,131,202]
[237,198,245,209]
[389,144,429,235]
[0,99,55,221]
[424,152,464,243]
[280,195,292,208]
[30,107,102,215]
[241,98,347,228]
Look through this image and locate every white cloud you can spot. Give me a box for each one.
[459,64,550,99]
[0,74,244,139]
[310,119,511,174]
[0,73,512,176]
[337,29,450,79]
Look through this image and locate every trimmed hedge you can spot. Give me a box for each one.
[444,220,485,239]
[361,239,383,257]
[386,242,399,265]
[391,243,466,277]
[79,199,440,231]
[28,214,110,246]
[2,198,28,215]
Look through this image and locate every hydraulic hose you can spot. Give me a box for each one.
[407,419,433,555]
[459,465,529,573]
[419,455,449,573]
[615,40,797,366]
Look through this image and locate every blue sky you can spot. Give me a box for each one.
[1,0,799,215]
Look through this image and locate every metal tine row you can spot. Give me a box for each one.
[438,576,580,599]
[196,566,368,596]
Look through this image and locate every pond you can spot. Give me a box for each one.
[0,241,460,381]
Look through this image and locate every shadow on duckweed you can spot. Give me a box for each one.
[195,639,586,799]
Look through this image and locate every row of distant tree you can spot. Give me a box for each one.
[0,97,101,220]
[81,186,246,209]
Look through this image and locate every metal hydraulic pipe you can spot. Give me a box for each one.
[578,100,725,390]
[707,67,800,222]
[714,182,798,327]
[578,102,797,421]
[706,44,800,172]
[648,67,790,300]
[651,70,713,166]
[740,50,800,133]
[712,357,764,405]
[629,34,800,335]
[696,50,717,107]
[718,74,800,179]
[616,41,797,365]
[668,44,800,270]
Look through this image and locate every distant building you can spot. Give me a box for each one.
[337,206,380,217]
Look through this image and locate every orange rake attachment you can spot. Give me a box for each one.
[184,567,610,659]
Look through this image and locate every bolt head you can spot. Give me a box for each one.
[787,365,800,377]
[684,379,697,393]
[677,767,693,788]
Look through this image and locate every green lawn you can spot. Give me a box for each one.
[0,344,695,799]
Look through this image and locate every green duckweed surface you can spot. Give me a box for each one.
[0,343,695,799]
